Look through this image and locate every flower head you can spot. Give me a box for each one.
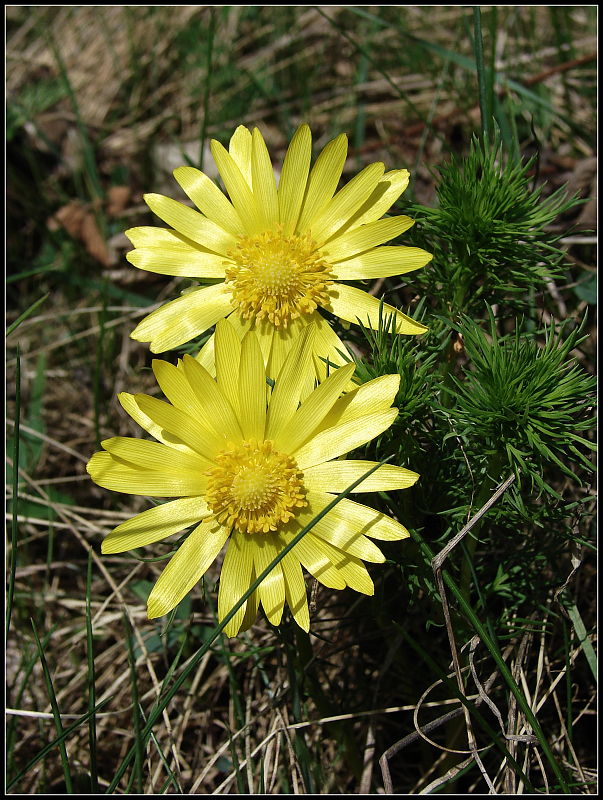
[87,321,419,636]
[126,124,431,379]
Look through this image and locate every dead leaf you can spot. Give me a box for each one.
[48,200,112,266]
[106,185,132,217]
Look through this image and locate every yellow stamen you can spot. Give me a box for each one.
[225,229,334,327]
[205,439,307,534]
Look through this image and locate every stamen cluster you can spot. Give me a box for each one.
[225,229,334,327]
[205,439,307,534]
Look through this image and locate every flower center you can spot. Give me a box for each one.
[224,229,334,327]
[205,439,307,534]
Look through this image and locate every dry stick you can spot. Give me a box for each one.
[545,650,587,787]
[277,705,306,795]
[468,635,535,795]
[522,52,596,86]
[510,624,535,793]
[5,420,89,463]
[244,685,254,793]
[380,474,516,793]
[260,714,278,794]
[385,648,517,795]
[359,723,376,794]
[419,754,477,795]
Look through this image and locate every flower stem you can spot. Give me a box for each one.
[459,452,505,604]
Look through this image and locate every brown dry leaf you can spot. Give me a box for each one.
[47,201,112,266]
[48,200,87,238]
[80,212,112,266]
[106,185,132,217]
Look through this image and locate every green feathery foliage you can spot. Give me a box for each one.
[409,132,583,314]
[447,310,596,498]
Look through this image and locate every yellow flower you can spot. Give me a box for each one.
[87,321,419,636]
[126,124,431,379]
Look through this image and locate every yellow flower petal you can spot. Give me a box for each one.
[118,392,191,452]
[323,215,415,261]
[147,520,230,618]
[194,329,218,374]
[311,311,354,384]
[127,246,227,278]
[251,127,279,228]
[101,436,210,472]
[102,497,210,553]
[311,494,410,541]
[283,528,346,590]
[311,161,385,244]
[297,495,385,563]
[144,193,236,254]
[239,579,260,633]
[265,316,307,385]
[278,124,312,234]
[239,331,267,440]
[214,318,242,416]
[273,362,356,454]
[173,355,242,444]
[310,535,374,595]
[152,359,214,425]
[265,323,316,441]
[253,534,285,626]
[279,547,310,631]
[303,461,419,493]
[181,355,243,442]
[319,374,400,431]
[296,132,348,233]
[228,125,253,185]
[193,313,252,376]
[125,226,205,250]
[87,451,207,497]
[331,245,433,280]
[134,394,223,460]
[219,530,255,637]
[293,408,399,469]
[131,283,234,353]
[344,169,410,231]
[327,283,428,335]
[211,138,263,234]
[173,166,246,237]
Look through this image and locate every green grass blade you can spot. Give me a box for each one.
[566,602,597,683]
[124,614,145,793]
[198,7,216,171]
[6,347,20,643]
[6,698,113,792]
[348,7,584,134]
[85,552,99,792]
[30,619,74,793]
[472,6,493,141]
[146,720,184,794]
[6,630,54,780]
[6,293,50,337]
[45,30,104,202]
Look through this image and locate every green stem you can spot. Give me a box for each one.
[198,7,216,171]
[459,452,505,604]
[473,6,492,142]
